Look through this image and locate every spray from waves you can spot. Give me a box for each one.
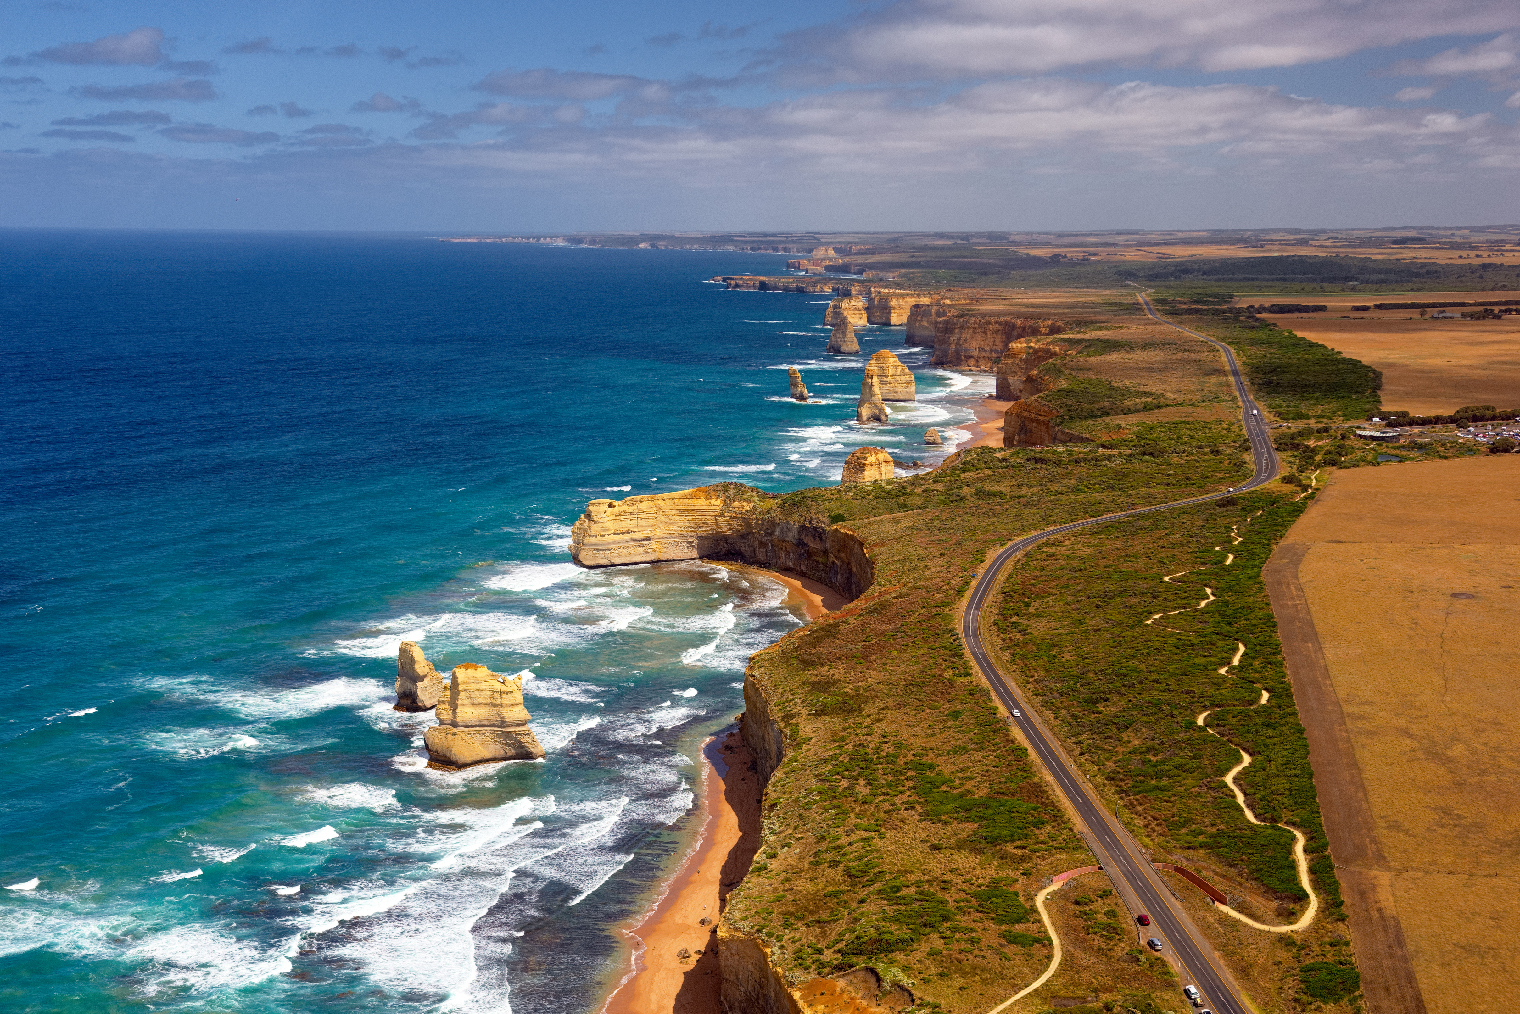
[483,563,582,592]
[149,869,203,884]
[143,728,269,760]
[146,675,387,721]
[519,673,602,703]
[533,714,602,752]
[699,463,776,473]
[192,843,256,863]
[300,784,400,811]
[128,924,296,998]
[283,826,339,848]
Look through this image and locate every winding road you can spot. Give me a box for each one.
[962,294,1280,1014]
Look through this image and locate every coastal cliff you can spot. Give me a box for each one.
[825,296,868,327]
[865,291,923,326]
[569,486,875,601]
[1003,398,1091,447]
[995,338,1064,400]
[930,314,1067,370]
[904,302,958,347]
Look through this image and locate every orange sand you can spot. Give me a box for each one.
[964,397,1010,449]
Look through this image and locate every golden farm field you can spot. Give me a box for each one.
[1238,293,1520,415]
[1273,455,1520,1014]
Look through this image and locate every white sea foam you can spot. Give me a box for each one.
[484,562,581,592]
[673,687,698,698]
[193,843,255,864]
[283,825,339,848]
[143,728,270,760]
[128,924,293,995]
[700,463,776,473]
[603,485,632,491]
[150,869,203,884]
[162,676,386,721]
[681,639,720,663]
[592,605,653,630]
[520,673,602,702]
[68,708,97,717]
[606,704,707,742]
[271,885,301,895]
[6,878,39,891]
[530,522,576,548]
[742,319,790,323]
[301,783,399,812]
[533,714,602,752]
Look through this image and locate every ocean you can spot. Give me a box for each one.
[0,231,988,1014]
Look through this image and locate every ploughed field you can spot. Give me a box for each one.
[1276,455,1520,1014]
[1238,291,1520,416]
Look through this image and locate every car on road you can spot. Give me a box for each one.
[1183,985,1201,1003]
[1011,709,1021,717]
[1147,938,1163,951]
[1135,913,1150,926]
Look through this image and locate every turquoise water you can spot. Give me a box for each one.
[0,232,986,1013]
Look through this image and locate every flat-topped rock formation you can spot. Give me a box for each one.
[395,641,443,711]
[827,318,860,354]
[424,663,544,769]
[866,350,914,401]
[569,486,875,600]
[842,446,894,483]
[788,367,809,402]
[930,314,1067,370]
[825,296,868,327]
[865,292,924,326]
[924,428,942,445]
[856,366,890,423]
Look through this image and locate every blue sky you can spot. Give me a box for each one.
[2,0,1519,231]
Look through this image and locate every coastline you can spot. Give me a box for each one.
[710,560,843,621]
[601,730,762,1014]
[964,395,1010,449]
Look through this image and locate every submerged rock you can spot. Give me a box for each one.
[827,318,860,354]
[424,663,545,769]
[788,367,809,402]
[856,366,890,423]
[866,350,914,401]
[395,641,442,712]
[924,428,942,445]
[842,446,894,483]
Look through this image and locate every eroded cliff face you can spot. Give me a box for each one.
[788,367,810,402]
[930,314,1067,370]
[718,924,801,1014]
[825,296,868,328]
[994,338,1064,400]
[904,302,954,347]
[424,664,545,769]
[827,318,860,354]
[865,292,924,326]
[569,487,875,601]
[395,641,442,711]
[865,350,914,401]
[1002,398,1091,448]
[856,367,890,423]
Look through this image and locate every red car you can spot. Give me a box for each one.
[1136,914,1151,926]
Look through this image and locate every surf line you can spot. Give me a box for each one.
[1167,522,1317,934]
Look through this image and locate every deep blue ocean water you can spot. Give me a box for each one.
[0,232,987,1013]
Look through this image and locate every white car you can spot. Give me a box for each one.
[1011,709,1022,717]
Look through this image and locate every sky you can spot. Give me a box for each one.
[2,0,1519,232]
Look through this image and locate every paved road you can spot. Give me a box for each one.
[962,294,1280,1014]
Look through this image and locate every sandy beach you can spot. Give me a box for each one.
[964,396,1010,449]
[602,729,763,1014]
[711,561,842,621]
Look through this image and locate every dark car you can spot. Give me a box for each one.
[1147,937,1164,952]
[1136,913,1151,926]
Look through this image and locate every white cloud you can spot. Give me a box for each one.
[785,0,1520,79]
[34,26,166,66]
[1393,86,1438,102]
[1400,33,1518,76]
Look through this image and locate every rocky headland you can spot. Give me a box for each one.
[423,662,545,769]
[929,312,1067,370]
[825,295,868,327]
[1003,398,1090,447]
[865,291,924,326]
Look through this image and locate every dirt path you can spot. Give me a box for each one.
[1264,541,1429,1014]
[985,868,1103,1014]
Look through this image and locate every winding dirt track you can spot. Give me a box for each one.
[964,295,1276,1014]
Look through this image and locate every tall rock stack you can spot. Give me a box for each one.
[866,350,915,401]
[788,368,810,402]
[424,663,545,769]
[842,446,894,483]
[857,366,890,423]
[924,428,943,445]
[827,318,860,354]
[825,295,868,327]
[395,641,443,712]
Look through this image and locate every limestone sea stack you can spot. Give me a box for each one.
[924,428,942,445]
[424,663,544,769]
[788,367,809,402]
[825,295,868,328]
[842,446,894,483]
[395,641,442,711]
[857,366,890,423]
[827,318,860,354]
[866,350,915,401]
